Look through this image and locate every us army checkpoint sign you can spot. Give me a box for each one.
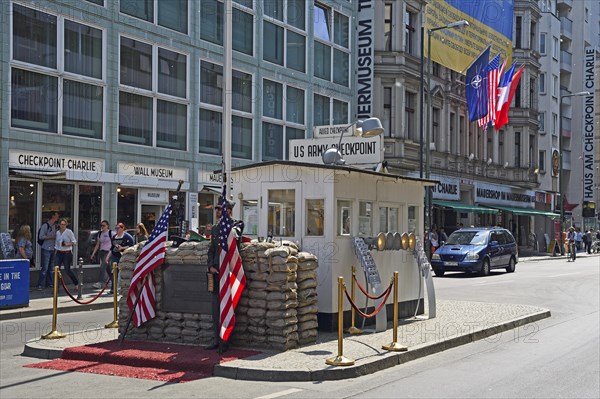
[288,136,382,165]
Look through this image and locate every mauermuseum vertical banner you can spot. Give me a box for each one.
[582,46,596,204]
[356,0,374,119]
[425,0,513,73]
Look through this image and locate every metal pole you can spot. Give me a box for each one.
[425,29,432,259]
[419,25,425,179]
[105,262,119,329]
[383,272,407,351]
[347,265,362,334]
[77,257,83,300]
[41,266,65,339]
[325,277,354,366]
[559,96,564,255]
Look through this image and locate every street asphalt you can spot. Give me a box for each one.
[3,251,596,381]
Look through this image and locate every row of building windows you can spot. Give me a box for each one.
[10,3,349,160]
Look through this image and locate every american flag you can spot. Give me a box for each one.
[477,54,504,128]
[127,203,172,327]
[218,188,246,342]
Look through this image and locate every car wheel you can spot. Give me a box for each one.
[506,257,516,273]
[433,268,445,277]
[479,259,490,277]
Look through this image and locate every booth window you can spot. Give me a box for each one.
[379,206,399,233]
[268,189,295,237]
[243,200,258,235]
[306,199,324,236]
[358,201,373,236]
[337,200,352,236]
[407,205,418,234]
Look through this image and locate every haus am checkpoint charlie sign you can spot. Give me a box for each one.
[289,124,382,165]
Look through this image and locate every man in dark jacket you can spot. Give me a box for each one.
[206,198,240,352]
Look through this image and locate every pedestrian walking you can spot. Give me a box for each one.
[36,212,59,290]
[584,229,593,254]
[90,220,113,289]
[55,218,78,288]
[135,223,149,244]
[108,222,134,294]
[15,225,33,264]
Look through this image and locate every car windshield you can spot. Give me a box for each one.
[446,231,488,245]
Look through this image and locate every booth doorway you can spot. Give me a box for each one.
[141,204,162,232]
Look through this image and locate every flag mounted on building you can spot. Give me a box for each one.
[127,203,172,327]
[466,46,491,122]
[477,54,504,129]
[218,187,246,342]
[495,64,525,130]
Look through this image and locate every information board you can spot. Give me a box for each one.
[0,259,30,308]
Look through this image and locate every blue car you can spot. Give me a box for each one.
[430,227,518,277]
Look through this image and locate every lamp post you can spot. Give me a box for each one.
[421,20,469,255]
[558,91,590,254]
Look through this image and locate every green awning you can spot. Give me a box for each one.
[432,200,498,214]
[486,204,560,219]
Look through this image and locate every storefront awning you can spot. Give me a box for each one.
[432,200,498,214]
[199,184,222,195]
[486,204,560,219]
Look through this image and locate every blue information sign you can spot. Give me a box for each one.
[0,259,30,308]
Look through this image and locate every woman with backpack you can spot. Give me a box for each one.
[90,220,113,289]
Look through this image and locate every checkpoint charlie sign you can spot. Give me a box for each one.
[289,136,382,165]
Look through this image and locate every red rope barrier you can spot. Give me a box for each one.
[352,273,390,300]
[344,282,393,319]
[59,275,110,305]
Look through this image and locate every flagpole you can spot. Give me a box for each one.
[118,180,184,346]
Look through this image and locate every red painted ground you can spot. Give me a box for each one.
[25,340,260,383]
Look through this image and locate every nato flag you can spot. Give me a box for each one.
[466,46,491,122]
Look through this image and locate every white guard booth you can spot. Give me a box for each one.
[229,161,435,331]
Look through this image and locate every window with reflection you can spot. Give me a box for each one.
[268,189,295,237]
[306,199,324,236]
[408,205,418,234]
[337,200,352,236]
[8,181,38,243]
[358,201,373,236]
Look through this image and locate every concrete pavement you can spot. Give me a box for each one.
[5,252,596,381]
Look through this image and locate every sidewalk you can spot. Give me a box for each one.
[6,252,596,381]
[0,283,115,321]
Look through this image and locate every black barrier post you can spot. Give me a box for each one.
[77,257,84,300]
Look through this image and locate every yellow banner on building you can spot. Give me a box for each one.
[425,0,513,73]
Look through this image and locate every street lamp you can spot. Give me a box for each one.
[558,91,590,254]
[420,19,469,255]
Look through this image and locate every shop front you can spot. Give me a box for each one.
[8,150,105,269]
[5,150,191,284]
[474,182,558,246]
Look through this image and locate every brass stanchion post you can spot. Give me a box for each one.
[326,276,354,366]
[105,262,119,328]
[346,265,362,334]
[42,266,65,339]
[383,271,407,351]
[77,257,83,300]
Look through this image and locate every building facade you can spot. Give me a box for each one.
[1,0,357,265]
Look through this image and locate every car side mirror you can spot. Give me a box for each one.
[440,241,446,246]
[490,240,499,246]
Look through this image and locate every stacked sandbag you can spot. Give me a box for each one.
[118,240,212,344]
[231,240,319,350]
[296,252,319,345]
[117,238,318,351]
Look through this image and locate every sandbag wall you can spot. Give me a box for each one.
[230,241,319,350]
[117,241,214,345]
[117,240,319,350]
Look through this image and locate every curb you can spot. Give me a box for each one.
[0,300,114,322]
[213,308,551,381]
